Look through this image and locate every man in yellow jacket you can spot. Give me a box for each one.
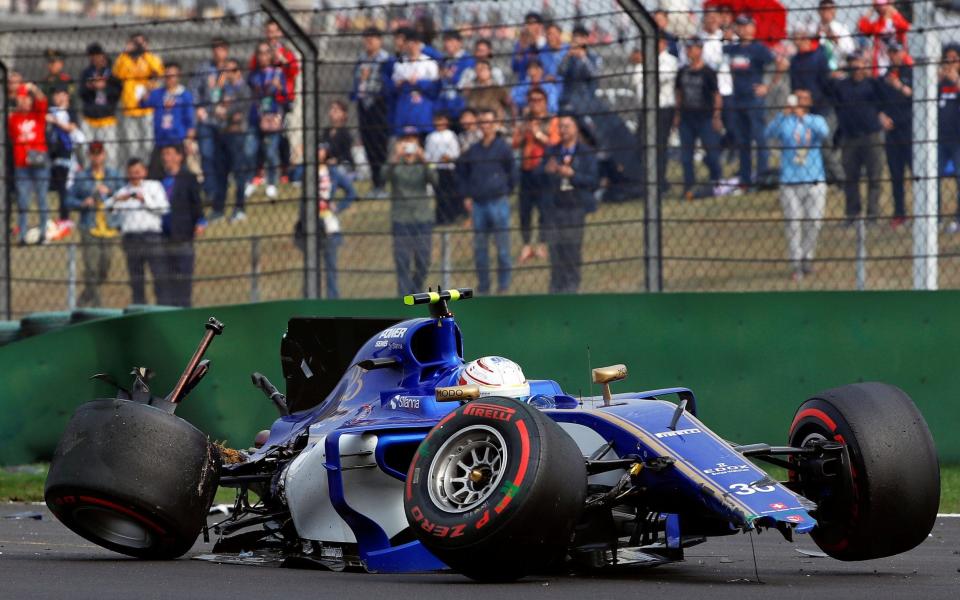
[113,32,164,164]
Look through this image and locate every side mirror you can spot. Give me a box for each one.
[592,364,627,405]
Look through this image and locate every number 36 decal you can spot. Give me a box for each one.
[728,483,776,495]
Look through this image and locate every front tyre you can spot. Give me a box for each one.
[404,398,586,581]
[789,382,939,560]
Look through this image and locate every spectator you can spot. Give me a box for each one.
[391,24,443,62]
[828,53,892,225]
[459,39,506,89]
[386,129,436,295]
[158,145,204,307]
[764,90,830,281]
[9,82,50,244]
[352,27,391,197]
[250,20,301,183]
[113,32,164,163]
[140,63,195,179]
[46,85,84,223]
[105,158,169,305]
[458,109,515,294]
[78,43,122,151]
[249,41,289,202]
[939,47,960,231]
[436,29,474,123]
[322,100,354,172]
[191,37,230,211]
[675,37,722,199]
[543,114,599,294]
[513,59,560,115]
[212,58,255,223]
[513,87,559,264]
[512,12,547,78]
[463,60,513,125]
[881,41,913,228]
[458,107,482,151]
[295,143,357,299]
[425,111,462,224]
[635,35,679,196]
[390,31,440,136]
[653,10,681,58]
[858,0,910,77]
[540,22,570,82]
[696,7,725,72]
[724,14,778,187]
[818,0,856,71]
[559,26,602,115]
[39,49,74,108]
[65,141,122,307]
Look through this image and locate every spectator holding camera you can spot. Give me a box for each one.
[386,129,437,295]
[79,43,122,150]
[8,82,49,244]
[113,32,164,163]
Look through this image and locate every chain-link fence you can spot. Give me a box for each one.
[4,1,960,319]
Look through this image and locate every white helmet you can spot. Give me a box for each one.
[459,356,530,400]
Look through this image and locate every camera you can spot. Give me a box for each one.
[402,142,417,155]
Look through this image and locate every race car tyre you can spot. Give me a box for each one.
[45,399,221,559]
[788,382,939,561]
[404,397,586,582]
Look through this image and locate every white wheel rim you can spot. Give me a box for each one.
[427,425,509,514]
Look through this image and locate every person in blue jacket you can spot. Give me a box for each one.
[543,114,599,294]
[436,29,474,124]
[389,30,441,136]
[295,143,356,299]
[140,62,195,178]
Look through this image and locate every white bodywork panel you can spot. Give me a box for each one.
[284,431,410,543]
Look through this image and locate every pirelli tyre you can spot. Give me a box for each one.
[404,397,586,582]
[788,382,939,561]
[45,399,221,559]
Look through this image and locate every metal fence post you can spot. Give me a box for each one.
[911,0,939,290]
[855,219,866,291]
[260,0,320,299]
[615,0,661,292]
[0,57,9,319]
[66,243,77,309]
[440,231,451,290]
[250,237,260,303]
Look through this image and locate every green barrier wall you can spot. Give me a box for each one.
[1,291,958,464]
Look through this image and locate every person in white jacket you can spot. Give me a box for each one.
[105,157,170,304]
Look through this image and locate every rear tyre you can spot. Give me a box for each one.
[788,382,939,561]
[45,399,221,559]
[404,397,586,581]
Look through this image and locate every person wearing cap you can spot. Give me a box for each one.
[635,34,679,197]
[386,129,437,296]
[190,38,230,213]
[559,26,603,115]
[9,82,50,244]
[436,30,474,124]
[675,36,722,200]
[78,43,122,151]
[512,12,547,78]
[46,83,85,224]
[113,32,165,164]
[352,26,392,197]
[723,14,777,187]
[881,40,913,228]
[66,141,122,306]
[39,49,75,110]
[818,0,856,71]
[858,0,910,77]
[764,89,830,281]
[389,29,440,136]
[826,52,892,224]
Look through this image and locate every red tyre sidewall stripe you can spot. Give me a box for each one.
[494,418,531,515]
[791,408,838,434]
[76,495,167,535]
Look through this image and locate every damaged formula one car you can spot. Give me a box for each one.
[45,290,940,581]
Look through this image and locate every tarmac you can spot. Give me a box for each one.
[1,503,958,600]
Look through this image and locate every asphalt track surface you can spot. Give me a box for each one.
[1,503,958,600]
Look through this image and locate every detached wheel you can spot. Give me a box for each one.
[45,399,221,559]
[404,397,586,581]
[789,382,939,560]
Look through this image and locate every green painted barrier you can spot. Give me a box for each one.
[1,292,958,465]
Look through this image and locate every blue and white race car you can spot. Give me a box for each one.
[44,289,940,581]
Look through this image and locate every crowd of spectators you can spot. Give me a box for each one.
[6,0,960,303]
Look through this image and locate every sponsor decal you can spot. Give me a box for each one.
[408,505,466,538]
[785,515,804,523]
[769,502,788,510]
[655,427,702,439]
[728,483,776,495]
[320,545,343,559]
[374,340,388,348]
[463,402,516,422]
[346,403,374,424]
[703,462,752,476]
[389,395,421,410]
[379,327,408,339]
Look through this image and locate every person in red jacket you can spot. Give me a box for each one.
[248,19,300,106]
[8,82,50,244]
[858,0,910,76]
